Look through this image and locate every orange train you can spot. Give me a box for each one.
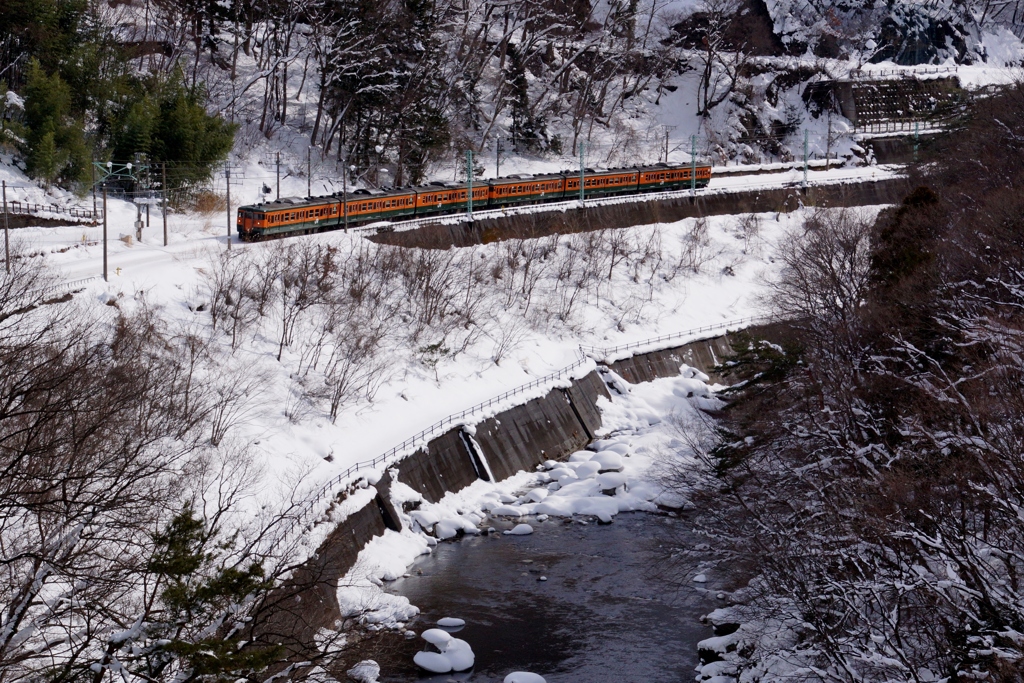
[236,162,712,241]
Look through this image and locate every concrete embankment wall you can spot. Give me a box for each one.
[369,177,912,249]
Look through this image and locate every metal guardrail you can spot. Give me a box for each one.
[579,315,772,357]
[291,350,592,526]
[290,314,774,530]
[7,200,100,222]
[849,66,958,80]
[33,275,102,299]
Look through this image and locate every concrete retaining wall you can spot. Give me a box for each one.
[369,177,911,249]
[472,385,593,482]
[609,335,737,384]
[394,428,478,504]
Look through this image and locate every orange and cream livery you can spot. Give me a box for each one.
[237,162,712,241]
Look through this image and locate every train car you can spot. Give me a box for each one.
[488,174,566,208]
[415,182,489,215]
[237,196,342,240]
[637,163,710,192]
[566,168,640,198]
[345,188,418,223]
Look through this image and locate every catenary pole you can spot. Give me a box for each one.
[2,180,9,274]
[803,129,809,188]
[466,150,474,220]
[225,166,231,251]
[162,163,168,246]
[102,185,108,282]
[579,141,585,205]
[691,135,696,194]
[276,152,280,200]
[307,146,311,197]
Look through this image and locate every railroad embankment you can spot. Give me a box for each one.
[369,176,911,249]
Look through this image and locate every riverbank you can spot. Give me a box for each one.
[325,366,742,680]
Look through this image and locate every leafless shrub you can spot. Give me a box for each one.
[205,251,261,349]
[768,207,873,330]
[735,212,761,255]
[487,313,530,365]
[676,215,718,273]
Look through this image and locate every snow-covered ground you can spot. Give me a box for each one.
[2,147,891,548]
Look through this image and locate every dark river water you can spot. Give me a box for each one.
[378,512,719,683]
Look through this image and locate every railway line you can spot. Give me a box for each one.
[346,162,902,236]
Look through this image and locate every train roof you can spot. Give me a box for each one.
[489,172,565,184]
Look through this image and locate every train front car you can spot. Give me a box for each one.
[236,205,267,240]
[237,196,343,241]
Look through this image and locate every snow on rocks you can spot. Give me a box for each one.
[412,651,452,673]
[591,451,625,472]
[345,660,380,683]
[437,617,466,628]
[505,673,546,683]
[421,628,452,649]
[504,523,534,535]
[413,629,475,673]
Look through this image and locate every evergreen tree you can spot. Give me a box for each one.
[22,59,89,187]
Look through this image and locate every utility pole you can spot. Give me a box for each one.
[691,135,697,194]
[466,150,474,221]
[803,129,809,189]
[162,163,168,246]
[276,152,280,200]
[2,180,9,275]
[579,141,586,205]
[665,129,670,164]
[495,137,502,177]
[307,146,312,197]
[102,185,108,282]
[225,167,232,251]
[91,161,97,219]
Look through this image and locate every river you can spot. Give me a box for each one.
[377,511,719,682]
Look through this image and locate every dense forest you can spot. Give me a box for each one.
[3,0,1020,194]
[689,82,1024,679]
